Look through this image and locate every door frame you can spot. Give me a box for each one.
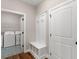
[1,8,27,52]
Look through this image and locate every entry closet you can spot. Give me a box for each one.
[1,11,24,48]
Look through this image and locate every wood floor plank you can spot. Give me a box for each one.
[5,52,35,59]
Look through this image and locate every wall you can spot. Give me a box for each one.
[1,11,22,32]
[1,0,36,51]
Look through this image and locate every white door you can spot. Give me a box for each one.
[49,1,77,59]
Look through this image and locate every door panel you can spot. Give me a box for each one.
[53,7,72,38]
[49,1,77,59]
[54,42,72,59]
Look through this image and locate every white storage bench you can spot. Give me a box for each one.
[29,42,47,58]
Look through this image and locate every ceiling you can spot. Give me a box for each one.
[20,0,44,6]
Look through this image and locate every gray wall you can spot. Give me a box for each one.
[1,11,22,32]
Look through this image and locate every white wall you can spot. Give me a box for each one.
[1,11,22,32]
[1,0,36,50]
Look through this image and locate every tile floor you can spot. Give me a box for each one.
[1,45,23,59]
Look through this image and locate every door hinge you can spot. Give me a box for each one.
[50,52,52,56]
[22,18,24,21]
[22,32,24,34]
[50,14,51,18]
[50,33,52,37]
[75,41,77,45]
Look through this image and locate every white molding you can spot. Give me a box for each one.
[49,0,73,11]
[1,8,27,52]
[1,8,25,15]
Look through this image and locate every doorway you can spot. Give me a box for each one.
[1,9,26,59]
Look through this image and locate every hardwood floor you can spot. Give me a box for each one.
[5,52,35,59]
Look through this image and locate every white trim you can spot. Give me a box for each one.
[24,13,27,52]
[38,10,47,16]
[1,8,25,15]
[1,8,27,52]
[49,0,73,11]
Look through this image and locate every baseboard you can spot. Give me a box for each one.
[25,50,39,59]
[25,49,49,59]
